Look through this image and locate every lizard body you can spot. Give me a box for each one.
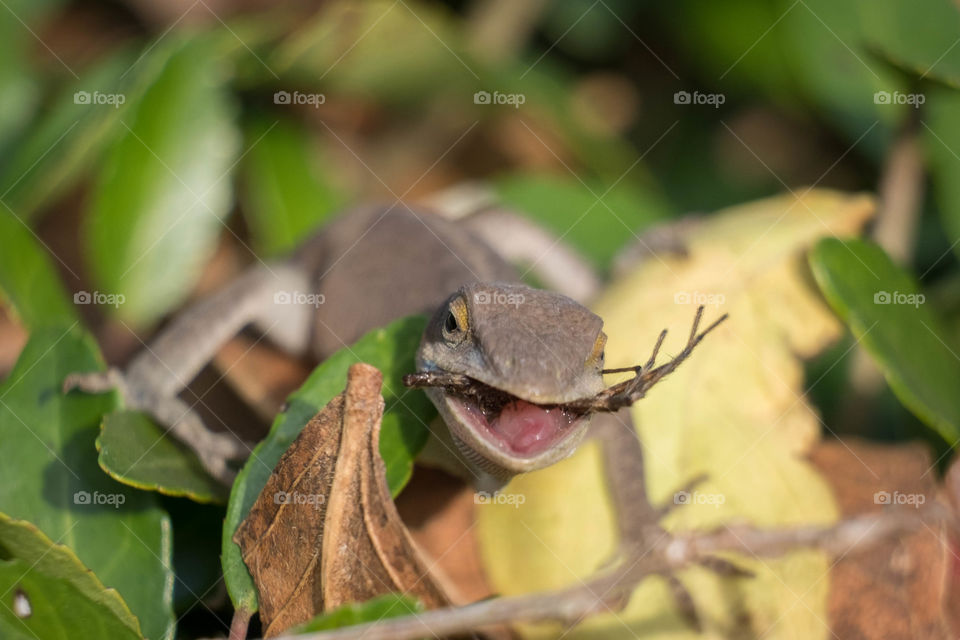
[67,203,717,493]
[70,204,613,487]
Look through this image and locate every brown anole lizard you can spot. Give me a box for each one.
[65,203,723,497]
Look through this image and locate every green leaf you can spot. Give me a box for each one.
[222,315,434,612]
[675,0,794,98]
[0,512,141,640]
[494,172,668,271]
[0,327,175,639]
[0,0,46,155]
[923,86,960,260]
[85,36,240,326]
[858,0,960,87]
[0,209,77,328]
[810,237,960,444]
[0,49,138,220]
[293,593,423,633]
[97,410,228,504]
[239,115,345,256]
[273,0,473,105]
[775,0,899,143]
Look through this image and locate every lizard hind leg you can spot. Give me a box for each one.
[64,366,250,485]
[136,393,250,484]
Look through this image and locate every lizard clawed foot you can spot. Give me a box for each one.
[140,394,251,485]
[666,574,702,632]
[65,367,251,486]
[697,554,753,578]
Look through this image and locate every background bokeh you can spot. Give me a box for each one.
[1,1,959,637]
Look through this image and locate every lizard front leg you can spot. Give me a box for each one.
[64,262,314,482]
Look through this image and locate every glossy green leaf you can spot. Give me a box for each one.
[240,116,345,256]
[494,172,668,271]
[0,327,175,639]
[293,593,423,633]
[810,237,960,444]
[0,209,78,328]
[85,36,240,326]
[0,512,141,640]
[222,315,434,611]
[0,49,139,220]
[97,410,228,504]
[858,0,960,87]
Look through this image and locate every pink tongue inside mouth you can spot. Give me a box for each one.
[490,401,565,455]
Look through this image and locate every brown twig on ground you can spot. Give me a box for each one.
[269,503,953,640]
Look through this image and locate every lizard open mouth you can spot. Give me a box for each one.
[444,382,589,458]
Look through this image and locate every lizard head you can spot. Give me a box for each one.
[415,283,607,480]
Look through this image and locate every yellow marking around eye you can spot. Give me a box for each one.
[586,331,606,367]
[450,297,469,332]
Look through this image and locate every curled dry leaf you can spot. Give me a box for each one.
[233,363,451,636]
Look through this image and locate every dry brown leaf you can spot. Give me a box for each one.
[810,438,954,640]
[233,362,451,636]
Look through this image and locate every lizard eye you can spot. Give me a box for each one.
[444,311,459,333]
[586,331,607,369]
[441,297,469,344]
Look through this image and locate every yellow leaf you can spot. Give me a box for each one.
[476,189,874,639]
